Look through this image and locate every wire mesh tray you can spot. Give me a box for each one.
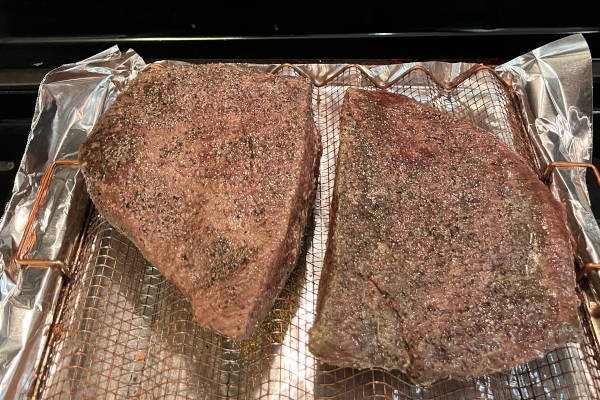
[26,64,600,399]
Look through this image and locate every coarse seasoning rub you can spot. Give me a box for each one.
[79,64,321,339]
[309,89,580,384]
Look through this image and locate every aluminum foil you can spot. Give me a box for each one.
[0,46,145,398]
[0,34,595,399]
[497,34,597,266]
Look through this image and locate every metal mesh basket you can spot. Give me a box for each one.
[30,64,600,399]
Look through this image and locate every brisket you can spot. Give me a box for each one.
[79,63,320,339]
[309,88,580,384]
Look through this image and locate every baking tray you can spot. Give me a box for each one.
[15,61,599,399]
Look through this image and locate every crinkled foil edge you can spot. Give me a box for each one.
[0,46,146,399]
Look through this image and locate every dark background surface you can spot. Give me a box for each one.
[0,4,598,214]
[0,3,597,37]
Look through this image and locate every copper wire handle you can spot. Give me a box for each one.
[543,161,600,271]
[13,159,81,274]
[543,161,600,186]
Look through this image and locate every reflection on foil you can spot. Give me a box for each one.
[536,106,593,165]
[0,46,145,399]
[498,34,599,269]
[0,268,62,397]
[1,34,598,399]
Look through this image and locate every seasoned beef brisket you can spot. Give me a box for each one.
[79,64,320,339]
[309,89,580,384]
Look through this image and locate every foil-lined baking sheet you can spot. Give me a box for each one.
[0,47,145,398]
[0,34,597,399]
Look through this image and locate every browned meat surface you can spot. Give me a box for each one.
[309,89,580,384]
[79,63,320,339]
